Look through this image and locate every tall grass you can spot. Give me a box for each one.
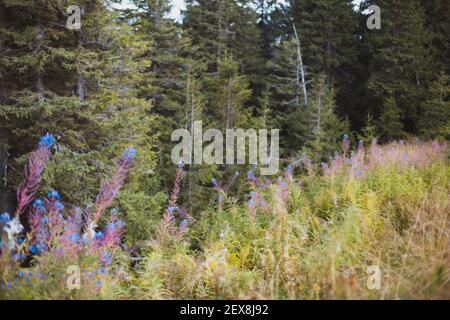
[1,137,449,299]
[130,139,449,299]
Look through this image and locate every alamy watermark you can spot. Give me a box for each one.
[66,265,81,290]
[171,121,279,175]
[366,5,381,30]
[66,5,81,30]
[366,265,381,290]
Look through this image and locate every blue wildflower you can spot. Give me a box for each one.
[18,271,25,278]
[38,133,55,148]
[32,198,45,209]
[211,178,218,186]
[279,181,288,188]
[0,212,10,225]
[285,165,293,172]
[177,160,185,169]
[47,190,61,199]
[343,134,349,140]
[55,201,64,211]
[123,147,137,160]
[40,216,49,224]
[69,233,81,244]
[16,236,25,245]
[29,244,38,254]
[180,219,189,228]
[94,231,104,240]
[168,206,178,213]
[99,267,106,274]
[101,251,112,265]
[96,280,103,286]
[13,253,26,261]
[247,171,255,179]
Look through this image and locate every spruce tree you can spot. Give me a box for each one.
[363,0,432,139]
[0,0,162,245]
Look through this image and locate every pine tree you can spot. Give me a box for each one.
[269,35,310,155]
[288,0,358,82]
[363,0,432,139]
[419,0,450,74]
[0,0,162,245]
[304,75,348,160]
[419,70,450,139]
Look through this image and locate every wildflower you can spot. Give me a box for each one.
[13,253,26,261]
[180,219,189,228]
[247,171,254,179]
[92,147,136,224]
[16,236,25,245]
[0,212,10,225]
[96,280,103,286]
[123,146,137,160]
[94,231,104,240]
[279,181,288,188]
[101,251,112,265]
[167,206,177,213]
[32,198,45,209]
[47,190,61,200]
[234,171,240,177]
[15,136,53,216]
[177,160,185,169]
[211,178,218,187]
[54,201,64,211]
[18,271,25,278]
[358,140,364,148]
[38,133,55,148]
[40,216,49,224]
[29,244,38,254]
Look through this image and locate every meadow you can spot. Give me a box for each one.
[1,135,448,299]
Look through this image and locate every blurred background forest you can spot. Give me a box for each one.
[1,0,449,247]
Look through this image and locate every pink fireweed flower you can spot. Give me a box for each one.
[92,147,136,225]
[15,134,54,216]
[211,178,226,208]
[100,216,126,248]
[161,162,191,237]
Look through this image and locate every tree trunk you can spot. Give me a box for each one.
[292,23,308,106]
[76,30,85,100]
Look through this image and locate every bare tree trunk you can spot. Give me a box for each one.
[317,90,322,130]
[292,23,308,106]
[188,74,195,203]
[35,17,44,100]
[226,77,232,129]
[76,30,85,100]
